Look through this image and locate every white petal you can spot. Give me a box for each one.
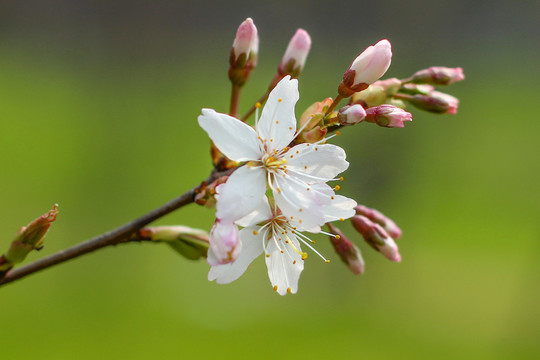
[236,196,273,227]
[208,226,264,284]
[323,194,358,222]
[198,109,262,162]
[257,76,299,152]
[265,230,304,295]
[216,165,267,222]
[273,175,325,232]
[285,143,349,184]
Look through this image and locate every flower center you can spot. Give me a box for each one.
[262,154,287,170]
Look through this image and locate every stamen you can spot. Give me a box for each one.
[285,224,330,262]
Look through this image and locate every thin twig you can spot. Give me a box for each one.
[0,169,232,288]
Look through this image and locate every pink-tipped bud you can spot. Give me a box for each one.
[408,91,459,114]
[338,104,367,125]
[231,18,259,63]
[409,66,465,86]
[278,29,311,78]
[229,18,259,86]
[355,205,402,239]
[351,215,401,262]
[339,39,393,97]
[207,220,241,266]
[365,104,412,128]
[328,223,365,275]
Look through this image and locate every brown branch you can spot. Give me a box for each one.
[0,169,232,288]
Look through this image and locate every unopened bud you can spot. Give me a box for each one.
[139,225,209,260]
[351,215,401,262]
[301,125,327,143]
[1,205,58,271]
[409,66,465,86]
[407,91,459,114]
[278,29,311,78]
[299,98,333,131]
[400,83,435,96]
[328,223,365,275]
[355,205,402,239]
[207,220,241,266]
[229,18,259,86]
[365,104,412,128]
[338,104,366,125]
[339,39,392,97]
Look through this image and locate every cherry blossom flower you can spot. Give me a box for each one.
[198,76,351,232]
[208,195,356,295]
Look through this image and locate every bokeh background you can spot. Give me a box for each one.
[1,1,539,359]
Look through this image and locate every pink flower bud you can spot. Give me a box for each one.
[410,66,465,86]
[231,18,259,63]
[338,104,367,125]
[408,91,459,114]
[351,215,401,262]
[278,29,311,78]
[328,223,365,275]
[339,39,392,97]
[354,205,402,239]
[365,104,412,128]
[229,18,259,86]
[207,220,241,266]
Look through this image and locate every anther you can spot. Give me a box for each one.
[335,235,341,239]
[335,185,341,191]
[336,131,341,136]
[340,218,344,222]
[325,260,331,263]
[340,177,344,181]
[278,98,282,102]
[253,230,259,235]
[255,102,262,108]
[280,250,284,253]
[293,260,297,264]
[273,285,278,291]
[287,287,291,293]
[266,254,270,258]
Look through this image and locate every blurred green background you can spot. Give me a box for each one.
[1,1,539,359]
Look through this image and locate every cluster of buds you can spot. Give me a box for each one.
[329,204,402,274]
[0,205,58,276]
[290,41,464,138]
